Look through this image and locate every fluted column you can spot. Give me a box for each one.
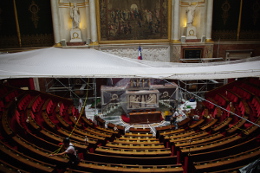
[89,0,98,45]
[50,0,61,46]
[85,0,91,44]
[172,0,180,42]
[206,0,213,42]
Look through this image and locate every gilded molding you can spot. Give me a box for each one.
[180,0,205,6]
[54,43,62,47]
[89,41,99,46]
[206,39,214,43]
[171,40,181,43]
[97,0,171,44]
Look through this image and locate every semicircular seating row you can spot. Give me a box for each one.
[0,77,259,173]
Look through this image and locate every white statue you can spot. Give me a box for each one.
[186,2,198,26]
[70,3,80,28]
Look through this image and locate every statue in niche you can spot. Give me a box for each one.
[186,2,198,26]
[70,3,80,28]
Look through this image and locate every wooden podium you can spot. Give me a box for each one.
[129,111,162,124]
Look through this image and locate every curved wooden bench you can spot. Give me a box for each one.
[124,131,153,137]
[38,128,87,151]
[95,146,171,156]
[86,152,177,165]
[226,116,248,134]
[0,159,30,173]
[42,111,57,131]
[113,138,160,145]
[164,130,196,140]
[174,133,224,147]
[194,146,260,172]
[12,135,68,165]
[180,133,242,154]
[77,160,183,173]
[188,118,205,129]
[0,142,56,173]
[211,117,232,132]
[106,142,165,149]
[169,131,209,143]
[120,135,157,140]
[129,127,151,133]
[190,136,259,162]
[199,118,218,131]
[242,117,260,135]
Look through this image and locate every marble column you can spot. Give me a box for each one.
[50,0,61,46]
[172,0,180,42]
[206,0,213,42]
[85,0,91,44]
[89,0,98,45]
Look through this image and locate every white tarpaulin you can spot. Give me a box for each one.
[0,47,260,80]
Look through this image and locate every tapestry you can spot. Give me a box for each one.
[99,0,168,41]
[0,0,18,48]
[240,0,260,40]
[212,0,240,40]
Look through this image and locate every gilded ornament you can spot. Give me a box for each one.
[29,1,40,28]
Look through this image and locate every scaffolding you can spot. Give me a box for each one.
[178,79,225,100]
[45,78,99,109]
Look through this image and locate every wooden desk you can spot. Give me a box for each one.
[129,111,162,124]
[124,132,153,137]
[189,118,205,129]
[212,117,232,132]
[169,131,209,143]
[174,133,223,147]
[194,146,260,172]
[181,134,241,153]
[12,135,68,164]
[200,118,218,131]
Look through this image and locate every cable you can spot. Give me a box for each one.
[69,78,90,138]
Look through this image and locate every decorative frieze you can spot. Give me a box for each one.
[101,46,170,62]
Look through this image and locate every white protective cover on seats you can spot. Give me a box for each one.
[0,47,259,80]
